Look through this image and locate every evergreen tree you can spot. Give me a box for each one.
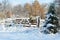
[42,3,59,34]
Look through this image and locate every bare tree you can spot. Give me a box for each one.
[54,0,60,25]
[24,3,32,17]
[12,4,24,18]
[1,0,12,18]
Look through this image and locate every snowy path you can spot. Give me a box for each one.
[0,28,60,40]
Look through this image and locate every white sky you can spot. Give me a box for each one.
[0,0,54,6]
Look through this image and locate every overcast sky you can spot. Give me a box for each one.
[0,0,54,6]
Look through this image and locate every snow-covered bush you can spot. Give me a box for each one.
[42,3,59,34]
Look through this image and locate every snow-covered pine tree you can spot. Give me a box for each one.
[43,3,59,34]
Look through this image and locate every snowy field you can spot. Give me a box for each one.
[0,19,60,40]
[0,27,60,40]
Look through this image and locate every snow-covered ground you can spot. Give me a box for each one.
[0,19,60,40]
[0,27,60,40]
